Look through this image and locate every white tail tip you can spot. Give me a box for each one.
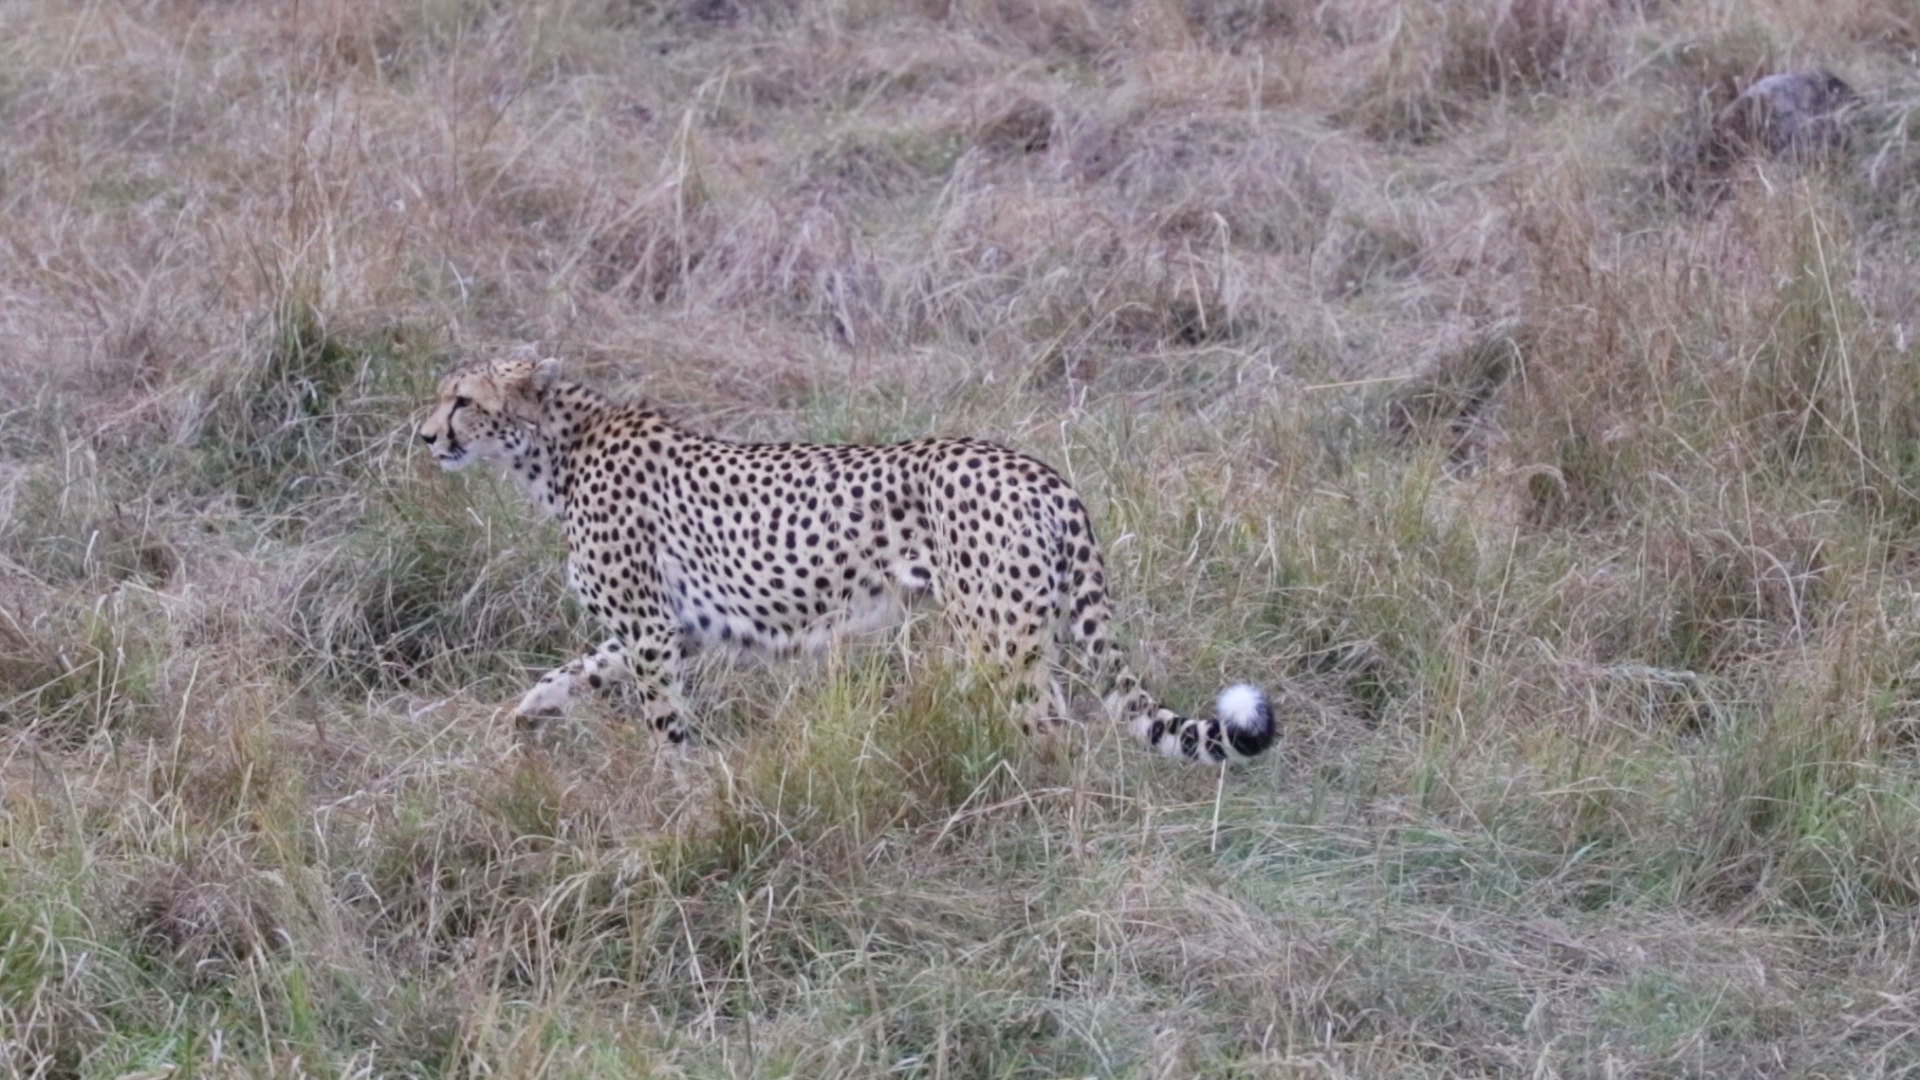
[1217,683,1269,732]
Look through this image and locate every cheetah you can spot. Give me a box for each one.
[415,355,1276,766]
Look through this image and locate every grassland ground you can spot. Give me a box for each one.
[8,1,1920,1076]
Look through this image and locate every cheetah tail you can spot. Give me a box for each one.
[1113,674,1277,766]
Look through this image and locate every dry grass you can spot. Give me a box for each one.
[7,0,1920,1076]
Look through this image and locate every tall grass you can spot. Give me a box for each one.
[6,0,1920,1076]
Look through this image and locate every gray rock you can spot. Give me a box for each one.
[1713,69,1859,162]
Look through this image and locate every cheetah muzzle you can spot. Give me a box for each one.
[416,355,1277,766]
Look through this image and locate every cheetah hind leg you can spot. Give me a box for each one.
[1003,646,1075,757]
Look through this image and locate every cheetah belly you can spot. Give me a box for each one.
[657,551,915,656]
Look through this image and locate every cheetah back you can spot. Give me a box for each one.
[562,414,1089,661]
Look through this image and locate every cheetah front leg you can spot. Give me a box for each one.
[514,632,693,748]
[514,637,636,732]
[623,633,692,745]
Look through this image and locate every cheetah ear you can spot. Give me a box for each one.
[532,357,562,390]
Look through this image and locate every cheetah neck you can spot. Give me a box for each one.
[503,379,615,518]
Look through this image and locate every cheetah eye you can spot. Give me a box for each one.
[452,395,472,410]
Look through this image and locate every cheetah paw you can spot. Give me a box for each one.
[515,679,572,719]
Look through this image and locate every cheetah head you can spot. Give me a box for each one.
[416,356,560,470]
